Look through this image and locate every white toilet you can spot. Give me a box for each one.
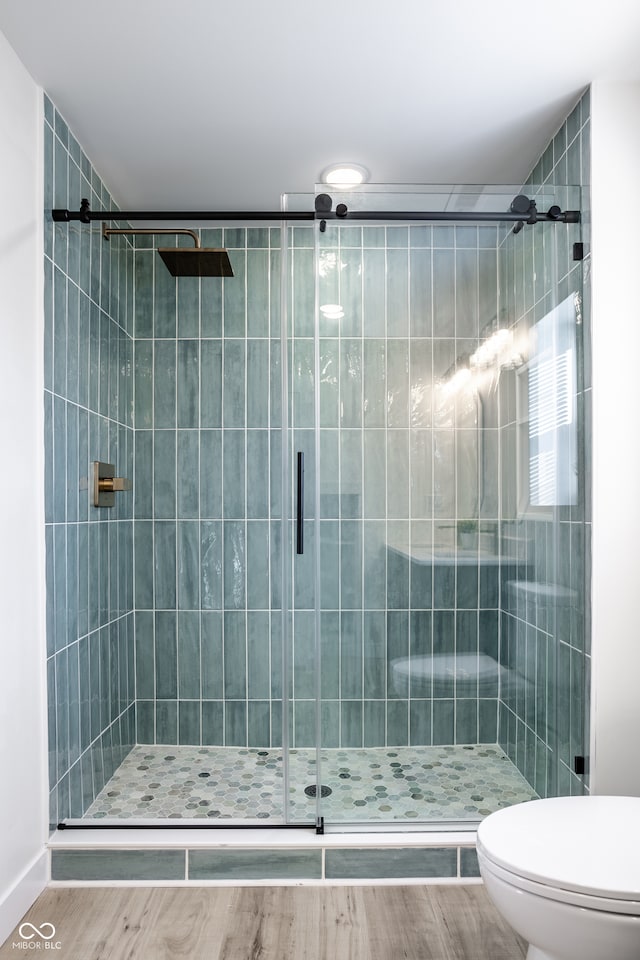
[477,796,640,960]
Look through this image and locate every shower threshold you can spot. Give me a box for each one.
[82,744,537,823]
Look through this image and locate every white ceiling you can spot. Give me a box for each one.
[1,0,640,211]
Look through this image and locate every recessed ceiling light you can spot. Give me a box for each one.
[320,162,370,188]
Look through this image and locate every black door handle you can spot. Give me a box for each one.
[296,452,304,555]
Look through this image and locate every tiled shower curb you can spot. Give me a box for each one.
[48,829,481,885]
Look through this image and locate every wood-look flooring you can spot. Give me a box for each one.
[0,885,527,959]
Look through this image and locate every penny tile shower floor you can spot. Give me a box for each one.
[84,744,537,822]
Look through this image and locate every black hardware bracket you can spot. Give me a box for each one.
[574,755,588,776]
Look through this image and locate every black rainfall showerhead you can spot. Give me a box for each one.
[157,247,233,277]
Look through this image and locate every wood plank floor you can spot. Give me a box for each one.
[0,885,527,959]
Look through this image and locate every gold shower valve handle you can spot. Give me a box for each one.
[98,476,130,493]
[93,461,131,507]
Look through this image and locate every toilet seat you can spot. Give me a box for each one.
[478,849,640,917]
[477,796,640,906]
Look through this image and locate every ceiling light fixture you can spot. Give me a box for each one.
[320,162,370,189]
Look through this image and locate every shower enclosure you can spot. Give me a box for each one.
[45,128,588,831]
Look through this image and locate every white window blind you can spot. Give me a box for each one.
[528,295,578,507]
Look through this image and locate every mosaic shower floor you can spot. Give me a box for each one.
[83,744,538,823]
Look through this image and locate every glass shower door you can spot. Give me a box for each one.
[313,187,467,826]
[312,184,589,828]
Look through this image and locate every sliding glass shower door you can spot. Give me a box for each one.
[313,186,502,825]
[75,222,324,826]
[310,184,589,827]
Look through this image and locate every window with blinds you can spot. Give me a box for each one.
[515,294,578,514]
[528,295,578,507]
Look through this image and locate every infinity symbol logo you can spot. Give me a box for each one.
[18,922,56,940]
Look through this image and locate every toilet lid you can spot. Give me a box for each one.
[477,796,640,902]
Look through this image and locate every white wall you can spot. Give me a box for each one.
[0,28,48,944]
[590,80,640,797]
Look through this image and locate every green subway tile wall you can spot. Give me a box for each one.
[132,227,286,749]
[497,89,591,798]
[134,221,505,750]
[44,94,135,825]
[315,221,503,749]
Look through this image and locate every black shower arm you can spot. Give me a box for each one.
[51,197,580,226]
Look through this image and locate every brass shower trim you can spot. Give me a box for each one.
[102,223,200,245]
[93,461,131,508]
